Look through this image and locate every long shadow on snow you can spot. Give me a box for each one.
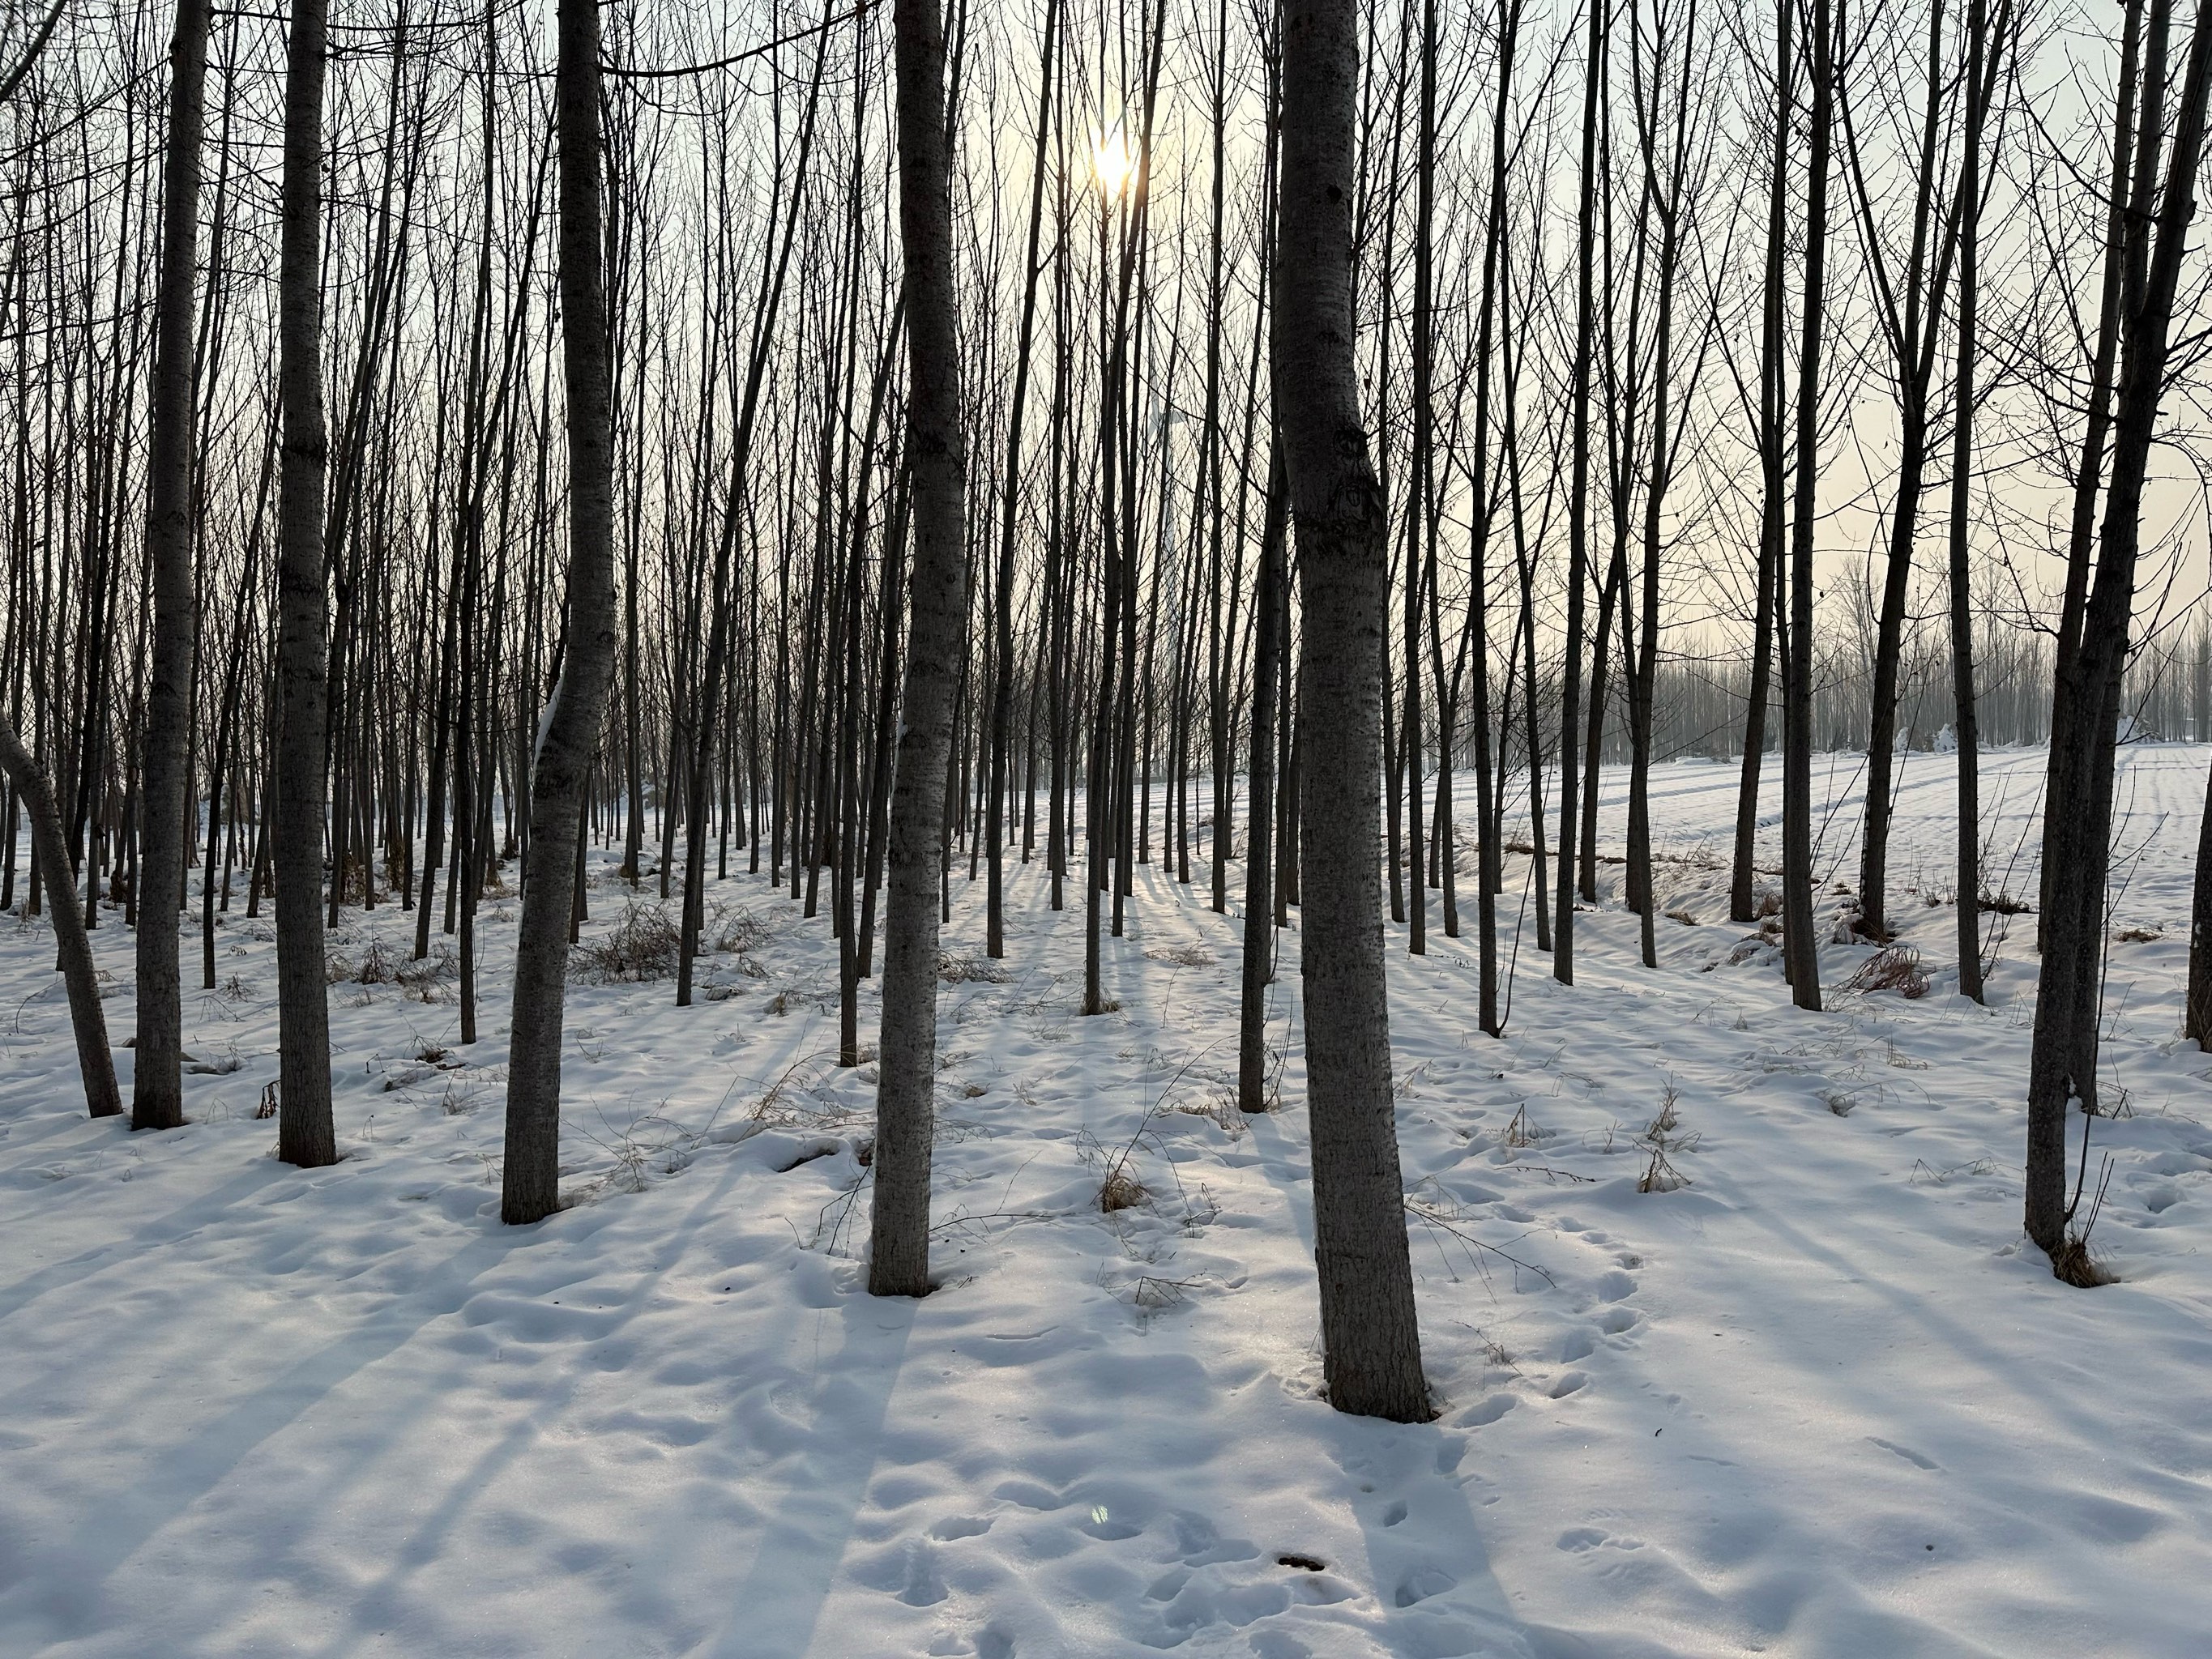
[299,1137,778,1658]
[0,1222,526,1647]
[0,1148,285,1326]
[702,1289,917,1659]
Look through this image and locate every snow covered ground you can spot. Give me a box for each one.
[2,745,2210,1658]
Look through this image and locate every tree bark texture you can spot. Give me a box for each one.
[501,0,621,1225]
[1275,0,1428,1423]
[272,0,336,1168]
[1237,442,1286,1114]
[869,0,968,1299]
[133,0,211,1132]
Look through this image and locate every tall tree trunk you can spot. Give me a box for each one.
[1204,0,1234,917]
[1275,0,1427,1423]
[271,0,335,1167]
[1731,0,1791,926]
[1237,443,1286,1113]
[1626,0,1692,975]
[1780,0,1834,1011]
[2189,756,2212,1044]
[133,0,211,1132]
[1465,0,1519,1033]
[1949,0,1995,1003]
[1851,0,1954,944]
[2040,0,2146,947]
[501,0,621,1225]
[1403,0,1439,960]
[1557,0,1606,983]
[869,0,968,1299]
[986,0,1058,960]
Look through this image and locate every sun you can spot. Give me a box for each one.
[1093,126,1135,199]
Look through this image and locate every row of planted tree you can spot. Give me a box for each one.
[5,0,2211,1414]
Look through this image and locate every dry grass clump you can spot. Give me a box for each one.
[1636,1081,1692,1192]
[361,940,401,983]
[1100,1166,1147,1212]
[1638,1145,1689,1194]
[2048,1158,2119,1286]
[2049,1231,2116,1287]
[1144,942,1214,966]
[569,899,772,984]
[1133,1274,1197,1310]
[1979,889,2032,915]
[937,951,1012,984]
[393,947,457,1000]
[327,939,402,985]
[702,901,772,961]
[573,901,681,982]
[2114,925,2163,944]
[1841,944,1930,999]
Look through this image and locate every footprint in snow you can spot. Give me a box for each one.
[1138,1526,1349,1646]
[1457,1393,1515,1427]
[929,1512,993,1541]
[855,1534,950,1607]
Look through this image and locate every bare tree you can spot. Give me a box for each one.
[1275,0,1427,1422]
[870,0,968,1299]
[1779,0,1836,1011]
[2027,0,2212,1268]
[985,0,1059,960]
[501,0,621,1225]
[133,0,211,1132]
[1731,0,1791,926]
[1238,441,1286,1112]
[1846,0,1960,944]
[1556,0,1606,983]
[1945,0,2005,1004]
[271,0,335,1166]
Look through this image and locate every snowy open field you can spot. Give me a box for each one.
[2,745,2210,1658]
